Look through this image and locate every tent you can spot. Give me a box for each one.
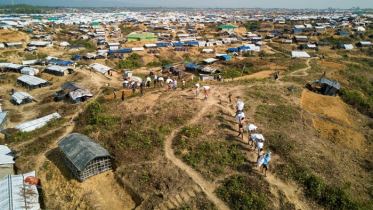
[11,112,60,132]
[44,65,73,76]
[20,67,39,76]
[55,82,93,103]
[0,171,40,209]
[17,75,51,90]
[310,78,340,96]
[0,111,10,131]
[57,133,112,182]
[12,92,34,105]
[291,51,311,58]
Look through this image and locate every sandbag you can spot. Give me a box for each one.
[246,124,257,131]
[236,101,244,110]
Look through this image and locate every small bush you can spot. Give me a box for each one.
[216,174,268,210]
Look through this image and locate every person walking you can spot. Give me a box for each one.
[182,79,185,90]
[237,117,244,139]
[173,79,178,90]
[168,82,172,91]
[204,86,209,99]
[113,89,117,99]
[195,83,200,96]
[228,92,232,103]
[140,82,144,95]
[257,148,264,162]
[121,91,125,101]
[262,152,271,177]
[69,117,74,125]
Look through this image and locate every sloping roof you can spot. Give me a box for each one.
[57,133,111,172]
[6,64,24,69]
[61,82,85,91]
[21,67,39,75]
[344,44,354,50]
[17,75,48,86]
[291,51,311,58]
[11,112,60,132]
[0,171,40,210]
[12,92,33,104]
[202,58,218,64]
[45,65,68,73]
[88,63,111,74]
[0,111,9,128]
[0,63,12,68]
[311,78,341,89]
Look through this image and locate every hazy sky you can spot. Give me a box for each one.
[3,0,373,9]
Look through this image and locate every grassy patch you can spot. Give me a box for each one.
[255,104,300,129]
[216,174,269,210]
[174,124,245,179]
[75,99,196,163]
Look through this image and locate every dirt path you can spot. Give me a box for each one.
[289,58,313,76]
[164,96,230,210]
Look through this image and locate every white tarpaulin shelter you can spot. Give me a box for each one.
[0,171,40,210]
[291,51,311,58]
[11,112,60,132]
[246,124,258,131]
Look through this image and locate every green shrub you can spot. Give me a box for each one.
[117,53,142,69]
[216,174,268,210]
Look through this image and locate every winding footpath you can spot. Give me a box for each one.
[164,98,230,210]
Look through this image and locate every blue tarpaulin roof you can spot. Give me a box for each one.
[173,42,184,46]
[72,55,82,60]
[156,43,172,47]
[220,55,231,60]
[185,63,200,68]
[109,48,132,53]
[238,46,251,51]
[187,41,199,45]
[228,48,239,52]
[57,60,73,66]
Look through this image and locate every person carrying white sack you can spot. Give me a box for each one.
[251,133,265,150]
[246,124,257,145]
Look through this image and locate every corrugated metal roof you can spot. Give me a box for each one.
[61,82,85,91]
[45,65,68,73]
[6,64,23,69]
[12,92,33,104]
[88,63,111,74]
[0,171,40,210]
[22,60,37,65]
[291,51,311,58]
[21,67,39,75]
[0,112,8,124]
[0,63,12,68]
[311,78,341,89]
[202,58,218,63]
[12,112,60,132]
[17,75,48,86]
[344,44,354,50]
[57,133,111,172]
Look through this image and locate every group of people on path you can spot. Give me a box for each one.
[234,99,272,177]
